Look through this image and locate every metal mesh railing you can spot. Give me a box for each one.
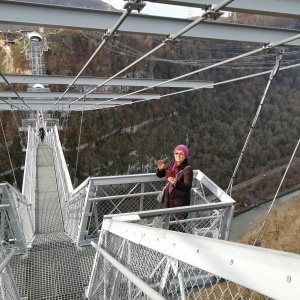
[0,183,34,254]
[46,125,73,230]
[0,245,20,300]
[87,220,300,300]
[7,183,34,247]
[89,230,266,300]
[65,178,89,241]
[105,203,232,238]
[20,120,36,131]
[73,171,234,246]
[0,207,14,248]
[86,178,164,240]
[45,119,60,130]
[22,126,38,220]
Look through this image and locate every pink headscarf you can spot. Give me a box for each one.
[169,145,189,194]
[173,144,189,158]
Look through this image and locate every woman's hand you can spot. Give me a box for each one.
[167,177,177,186]
[157,160,164,170]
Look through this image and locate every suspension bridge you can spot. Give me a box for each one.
[0,0,300,299]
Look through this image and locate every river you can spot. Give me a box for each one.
[228,189,300,241]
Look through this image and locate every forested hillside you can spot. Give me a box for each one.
[1,12,300,212]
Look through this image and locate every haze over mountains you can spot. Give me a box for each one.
[13,0,110,9]
[1,9,300,214]
[0,0,115,31]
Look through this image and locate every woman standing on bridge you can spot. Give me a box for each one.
[156,144,193,210]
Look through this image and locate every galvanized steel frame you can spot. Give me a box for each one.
[1,1,300,47]
[0,183,34,255]
[22,126,38,217]
[74,170,235,246]
[88,219,300,300]
[0,74,214,89]
[0,244,20,300]
[46,126,73,230]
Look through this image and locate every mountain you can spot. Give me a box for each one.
[0,0,116,31]
[12,0,112,10]
[1,13,300,213]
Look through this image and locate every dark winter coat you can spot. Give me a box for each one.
[156,159,193,209]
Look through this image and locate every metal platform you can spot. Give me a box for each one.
[36,142,63,233]
[10,232,94,300]
[9,141,95,300]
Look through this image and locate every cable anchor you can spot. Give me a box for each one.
[103,29,120,41]
[164,34,180,44]
[270,49,284,78]
[123,1,146,12]
[202,4,224,20]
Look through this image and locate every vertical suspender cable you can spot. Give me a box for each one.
[64,0,235,108]
[0,113,17,187]
[53,0,144,107]
[0,72,31,110]
[226,51,283,196]
[62,104,70,147]
[73,97,85,187]
[253,137,300,246]
[11,108,24,149]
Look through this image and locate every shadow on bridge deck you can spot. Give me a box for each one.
[10,141,95,299]
[36,142,64,233]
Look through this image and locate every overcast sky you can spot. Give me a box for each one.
[104,1,204,18]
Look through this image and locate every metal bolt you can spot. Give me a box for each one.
[229,259,234,265]
[196,250,199,254]
[286,275,291,283]
[157,238,159,241]
[173,243,176,246]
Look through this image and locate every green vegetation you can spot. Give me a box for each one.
[0,14,300,211]
[238,194,300,254]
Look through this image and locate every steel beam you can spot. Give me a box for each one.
[145,0,300,19]
[103,219,300,300]
[1,100,132,105]
[1,1,300,47]
[0,103,122,111]
[0,75,214,89]
[0,92,160,99]
[0,184,27,255]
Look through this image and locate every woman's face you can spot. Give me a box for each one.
[174,150,185,164]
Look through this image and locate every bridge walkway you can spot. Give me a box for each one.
[10,141,95,300]
[36,142,63,233]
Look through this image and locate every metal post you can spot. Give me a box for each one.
[0,249,15,273]
[91,241,165,300]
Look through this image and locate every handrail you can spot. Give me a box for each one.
[0,249,16,273]
[22,126,38,206]
[72,170,235,245]
[0,243,20,299]
[89,219,300,300]
[46,125,73,232]
[0,183,34,254]
[90,241,165,300]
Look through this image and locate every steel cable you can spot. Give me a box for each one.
[53,0,142,107]
[0,113,17,187]
[253,137,300,246]
[64,0,235,109]
[226,51,283,196]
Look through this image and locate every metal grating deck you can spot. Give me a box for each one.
[11,232,95,299]
[36,142,64,233]
[10,141,95,299]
